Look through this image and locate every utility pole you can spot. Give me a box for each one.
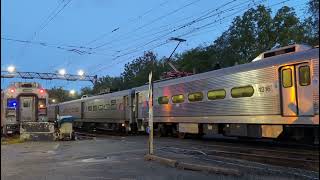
[148,71,153,155]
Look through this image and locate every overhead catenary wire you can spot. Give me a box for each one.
[15,0,73,60]
[88,0,260,74]
[91,0,202,50]
[90,7,252,74]
[85,0,171,46]
[90,0,293,75]
[92,0,241,53]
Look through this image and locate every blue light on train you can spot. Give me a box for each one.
[7,99,18,108]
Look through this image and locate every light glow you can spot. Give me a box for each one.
[78,70,84,76]
[7,65,16,73]
[69,89,76,95]
[58,69,66,75]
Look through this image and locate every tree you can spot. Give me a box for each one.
[272,6,305,46]
[47,87,78,103]
[303,0,319,46]
[121,51,161,88]
[80,87,93,96]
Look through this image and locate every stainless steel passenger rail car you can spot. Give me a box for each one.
[48,44,319,142]
[1,82,48,135]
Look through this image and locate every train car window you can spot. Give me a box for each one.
[231,86,254,98]
[38,99,46,109]
[158,96,169,104]
[282,69,292,88]
[299,66,311,86]
[23,100,30,107]
[172,94,184,103]
[98,105,103,111]
[188,92,203,102]
[88,106,92,111]
[207,89,226,100]
[93,105,97,111]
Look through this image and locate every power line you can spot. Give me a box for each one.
[90,0,292,74]
[87,0,255,73]
[2,37,96,55]
[109,0,254,58]
[85,0,171,46]
[95,0,247,56]
[91,0,202,50]
[14,0,73,61]
[37,0,73,33]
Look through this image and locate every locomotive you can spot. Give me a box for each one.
[1,82,48,135]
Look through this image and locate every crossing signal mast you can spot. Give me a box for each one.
[161,37,193,79]
[1,66,97,84]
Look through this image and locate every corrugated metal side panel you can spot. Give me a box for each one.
[155,67,276,95]
[154,96,280,116]
[153,66,279,116]
[83,96,125,120]
[313,58,319,114]
[59,102,81,119]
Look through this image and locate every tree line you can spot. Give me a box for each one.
[48,1,319,103]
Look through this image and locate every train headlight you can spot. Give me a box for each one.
[121,123,125,127]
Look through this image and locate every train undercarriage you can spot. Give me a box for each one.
[71,120,319,144]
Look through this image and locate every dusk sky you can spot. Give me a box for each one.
[1,0,309,92]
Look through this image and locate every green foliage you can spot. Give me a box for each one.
[53,2,319,101]
[47,87,79,104]
[121,51,159,88]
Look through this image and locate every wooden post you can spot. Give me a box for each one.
[148,71,154,154]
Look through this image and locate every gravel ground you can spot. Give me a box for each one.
[1,135,319,180]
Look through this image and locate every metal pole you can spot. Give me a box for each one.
[148,71,153,155]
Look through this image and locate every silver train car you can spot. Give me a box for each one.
[48,44,319,141]
[1,82,49,134]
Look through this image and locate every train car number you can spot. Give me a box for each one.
[258,85,272,93]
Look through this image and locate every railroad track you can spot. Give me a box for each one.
[75,130,319,172]
[156,140,319,172]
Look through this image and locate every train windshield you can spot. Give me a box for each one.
[7,99,17,108]
[38,99,46,109]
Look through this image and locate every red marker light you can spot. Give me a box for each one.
[39,89,45,93]
[9,89,15,93]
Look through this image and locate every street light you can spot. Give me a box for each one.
[78,69,84,76]
[69,89,76,95]
[52,99,56,103]
[58,69,66,76]
[7,65,16,73]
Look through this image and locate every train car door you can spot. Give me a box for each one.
[124,96,129,120]
[81,101,85,119]
[129,91,136,124]
[19,96,36,121]
[295,63,313,116]
[280,63,313,116]
[55,105,59,120]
